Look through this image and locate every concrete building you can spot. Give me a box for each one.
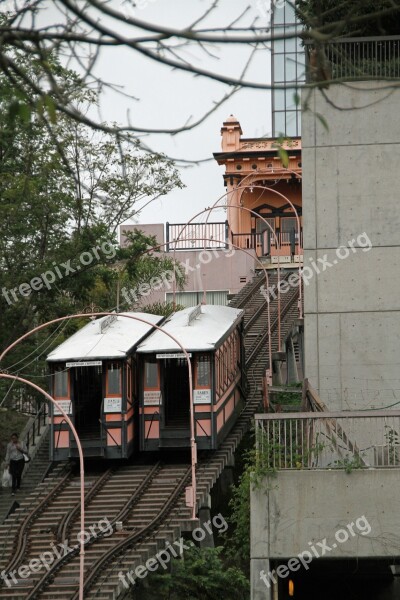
[250,41,400,600]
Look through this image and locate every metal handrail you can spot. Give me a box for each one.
[146,410,159,440]
[25,403,48,451]
[256,410,400,420]
[305,36,400,82]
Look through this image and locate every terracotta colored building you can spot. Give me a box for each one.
[120,116,303,310]
[213,115,303,266]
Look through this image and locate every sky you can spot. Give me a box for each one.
[86,0,274,226]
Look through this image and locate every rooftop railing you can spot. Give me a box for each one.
[255,410,400,471]
[305,36,400,83]
[166,221,229,251]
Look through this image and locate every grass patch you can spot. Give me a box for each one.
[0,409,30,463]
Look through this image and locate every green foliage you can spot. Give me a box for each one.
[140,302,185,318]
[138,546,249,600]
[330,454,365,474]
[271,384,302,408]
[224,430,277,574]
[296,0,400,37]
[0,51,184,393]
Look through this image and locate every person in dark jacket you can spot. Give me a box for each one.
[5,433,27,495]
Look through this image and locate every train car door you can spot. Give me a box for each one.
[71,362,103,443]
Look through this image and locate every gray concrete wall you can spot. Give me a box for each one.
[302,82,400,410]
[250,469,400,599]
[252,470,400,560]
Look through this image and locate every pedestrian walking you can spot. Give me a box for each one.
[5,433,28,495]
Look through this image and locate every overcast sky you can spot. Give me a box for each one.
[89,0,274,226]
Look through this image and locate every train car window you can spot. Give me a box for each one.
[196,355,210,388]
[144,360,159,390]
[54,369,69,398]
[107,363,121,396]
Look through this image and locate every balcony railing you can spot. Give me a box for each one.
[231,229,303,255]
[305,36,400,83]
[256,410,400,470]
[166,221,228,251]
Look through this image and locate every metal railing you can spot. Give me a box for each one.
[0,388,39,414]
[166,221,228,251]
[231,229,303,255]
[256,410,400,470]
[25,403,48,451]
[305,36,400,82]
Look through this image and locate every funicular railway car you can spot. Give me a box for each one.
[136,304,245,451]
[46,312,163,460]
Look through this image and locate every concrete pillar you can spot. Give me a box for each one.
[272,351,285,385]
[286,337,299,384]
[218,459,235,496]
[198,494,214,548]
[251,558,273,600]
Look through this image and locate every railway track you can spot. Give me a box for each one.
[0,270,301,600]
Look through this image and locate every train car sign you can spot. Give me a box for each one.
[53,400,72,415]
[193,389,211,404]
[66,361,102,367]
[144,391,162,405]
[104,397,122,412]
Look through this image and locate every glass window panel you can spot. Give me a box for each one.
[285,27,297,52]
[273,5,285,24]
[281,217,297,232]
[256,218,275,234]
[297,34,304,53]
[274,54,285,81]
[274,111,286,136]
[285,111,298,137]
[144,361,158,389]
[55,370,68,397]
[285,54,297,81]
[286,89,298,110]
[197,355,210,387]
[297,50,306,72]
[108,364,121,395]
[273,26,285,53]
[285,2,296,23]
[274,88,285,111]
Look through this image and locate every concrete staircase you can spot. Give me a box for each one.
[0,429,52,523]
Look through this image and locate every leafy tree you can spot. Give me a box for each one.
[296,0,400,37]
[138,545,249,600]
[1,0,399,159]
[0,53,184,397]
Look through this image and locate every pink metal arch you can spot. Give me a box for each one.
[172,205,283,351]
[0,373,86,600]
